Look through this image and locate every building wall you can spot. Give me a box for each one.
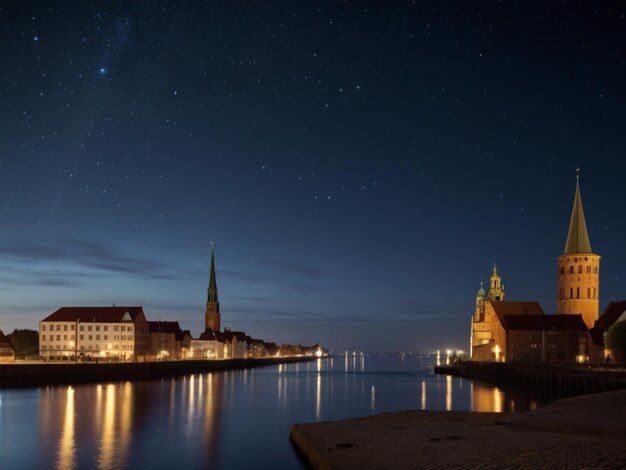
[40,321,135,360]
[149,332,180,360]
[471,302,507,361]
[557,254,600,328]
[190,339,223,359]
[507,330,587,363]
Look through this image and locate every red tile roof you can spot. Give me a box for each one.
[42,306,145,323]
[0,330,13,347]
[148,320,181,334]
[504,314,588,331]
[595,300,626,331]
[590,300,626,346]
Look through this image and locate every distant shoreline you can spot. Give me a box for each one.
[0,356,317,388]
[435,360,626,396]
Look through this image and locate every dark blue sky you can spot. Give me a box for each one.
[1,1,625,352]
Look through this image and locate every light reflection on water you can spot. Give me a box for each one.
[0,355,558,469]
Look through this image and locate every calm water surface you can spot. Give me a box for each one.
[0,356,555,469]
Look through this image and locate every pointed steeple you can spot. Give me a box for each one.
[205,242,220,331]
[564,170,592,254]
[209,242,217,294]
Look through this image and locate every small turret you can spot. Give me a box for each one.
[488,263,505,301]
[475,282,486,322]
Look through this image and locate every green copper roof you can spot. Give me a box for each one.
[476,282,486,297]
[564,175,592,254]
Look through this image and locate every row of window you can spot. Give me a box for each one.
[528,343,564,349]
[41,324,133,332]
[560,265,599,275]
[41,344,133,350]
[558,286,597,300]
[41,334,133,342]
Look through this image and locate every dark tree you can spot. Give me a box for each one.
[7,329,39,358]
[604,321,626,364]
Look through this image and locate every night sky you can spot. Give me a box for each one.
[1,2,625,352]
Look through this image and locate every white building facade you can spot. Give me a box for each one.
[39,306,149,361]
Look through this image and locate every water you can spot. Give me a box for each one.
[0,355,556,469]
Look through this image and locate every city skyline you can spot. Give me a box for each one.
[2,2,626,352]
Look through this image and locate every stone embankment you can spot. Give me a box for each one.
[0,356,314,388]
[435,361,626,395]
[291,388,626,468]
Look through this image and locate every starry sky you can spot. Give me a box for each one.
[1,1,625,352]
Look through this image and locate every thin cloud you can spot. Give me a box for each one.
[0,237,179,280]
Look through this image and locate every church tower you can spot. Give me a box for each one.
[488,263,505,301]
[474,282,486,322]
[556,172,600,328]
[204,244,221,332]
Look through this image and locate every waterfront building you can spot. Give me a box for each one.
[148,320,191,360]
[470,173,599,363]
[557,172,600,328]
[193,330,225,359]
[0,330,15,363]
[39,306,150,361]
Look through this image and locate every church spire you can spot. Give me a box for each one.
[209,242,217,294]
[205,242,220,331]
[564,170,592,254]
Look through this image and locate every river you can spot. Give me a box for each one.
[0,355,559,469]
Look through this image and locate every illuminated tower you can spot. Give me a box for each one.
[474,282,486,322]
[488,263,505,301]
[204,244,221,332]
[557,172,600,328]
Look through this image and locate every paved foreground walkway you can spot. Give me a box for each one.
[290,389,626,469]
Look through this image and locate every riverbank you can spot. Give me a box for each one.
[435,361,626,395]
[0,356,315,388]
[290,388,626,468]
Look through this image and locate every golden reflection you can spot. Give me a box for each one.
[204,373,215,441]
[56,386,75,470]
[421,380,427,410]
[116,383,132,466]
[493,388,503,413]
[98,384,115,470]
[315,370,321,420]
[529,400,538,411]
[187,375,196,436]
[95,384,103,432]
[445,375,452,411]
[471,383,506,412]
